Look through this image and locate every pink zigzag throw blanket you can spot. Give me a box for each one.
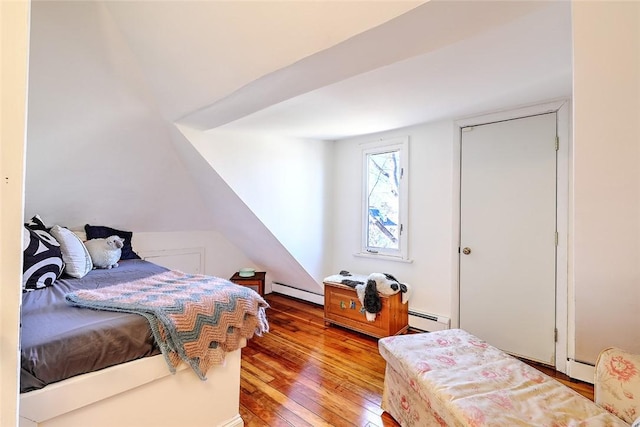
[65,270,269,379]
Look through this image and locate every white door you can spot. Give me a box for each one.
[459,113,557,365]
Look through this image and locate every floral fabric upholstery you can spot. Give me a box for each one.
[379,329,627,427]
[596,347,640,424]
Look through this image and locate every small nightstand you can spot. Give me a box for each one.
[229,271,265,296]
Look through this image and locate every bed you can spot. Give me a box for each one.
[19,258,268,427]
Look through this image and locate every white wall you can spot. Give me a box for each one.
[133,230,255,279]
[572,1,640,363]
[0,1,29,425]
[332,120,456,318]
[25,1,213,232]
[24,1,258,289]
[330,7,640,368]
[183,127,333,290]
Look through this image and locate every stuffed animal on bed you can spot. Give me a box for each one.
[84,235,124,269]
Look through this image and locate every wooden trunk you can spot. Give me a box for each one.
[323,281,408,338]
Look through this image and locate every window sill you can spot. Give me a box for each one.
[353,252,413,263]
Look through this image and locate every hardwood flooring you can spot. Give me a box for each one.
[240,293,594,426]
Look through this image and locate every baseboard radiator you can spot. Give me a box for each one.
[271,282,324,305]
[409,309,451,332]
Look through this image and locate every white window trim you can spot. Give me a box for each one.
[359,136,409,261]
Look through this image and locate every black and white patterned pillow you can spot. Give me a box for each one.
[23,216,64,292]
[25,214,49,232]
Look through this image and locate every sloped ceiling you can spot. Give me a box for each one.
[170,125,321,289]
[219,1,572,139]
[102,0,570,138]
[25,1,215,231]
[25,0,428,289]
[103,0,424,122]
[26,0,572,292]
[25,0,418,229]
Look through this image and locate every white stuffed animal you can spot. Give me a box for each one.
[84,235,124,269]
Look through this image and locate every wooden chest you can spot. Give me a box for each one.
[323,281,409,338]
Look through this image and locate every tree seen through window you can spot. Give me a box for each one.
[367,150,400,250]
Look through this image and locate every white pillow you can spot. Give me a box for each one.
[50,225,93,278]
[633,417,640,427]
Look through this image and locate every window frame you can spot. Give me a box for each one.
[360,136,409,261]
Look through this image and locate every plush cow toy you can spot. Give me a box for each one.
[355,272,410,321]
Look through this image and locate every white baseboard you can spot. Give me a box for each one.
[566,359,595,384]
[218,414,244,427]
[271,282,324,305]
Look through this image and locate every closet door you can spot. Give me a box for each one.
[459,113,557,365]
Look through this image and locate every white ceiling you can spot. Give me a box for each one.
[220,2,573,140]
[104,0,572,141]
[103,0,423,121]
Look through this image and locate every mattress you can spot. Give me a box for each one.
[20,260,166,393]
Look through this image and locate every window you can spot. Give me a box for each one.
[361,137,409,260]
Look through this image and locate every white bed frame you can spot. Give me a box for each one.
[19,342,245,427]
[20,239,252,426]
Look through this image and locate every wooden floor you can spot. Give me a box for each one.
[239,293,594,426]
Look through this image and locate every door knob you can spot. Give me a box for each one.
[462,247,471,255]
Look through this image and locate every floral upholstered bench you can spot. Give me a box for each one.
[378,329,627,426]
[595,347,640,426]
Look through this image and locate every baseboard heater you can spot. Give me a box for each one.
[271,281,324,305]
[408,309,451,332]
